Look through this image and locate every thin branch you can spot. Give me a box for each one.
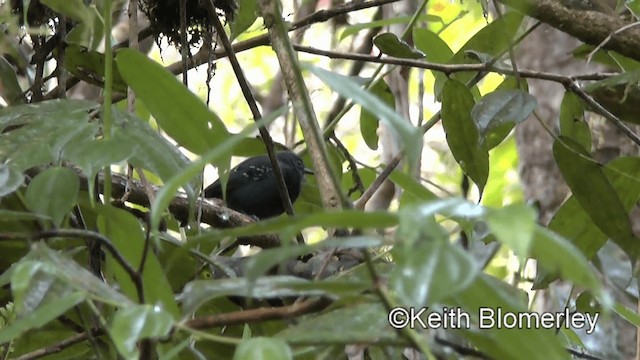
[294,45,640,147]
[14,329,103,360]
[184,298,330,329]
[259,0,349,218]
[205,1,303,244]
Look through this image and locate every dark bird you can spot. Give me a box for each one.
[205,151,312,219]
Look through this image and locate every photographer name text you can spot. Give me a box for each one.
[388,307,598,334]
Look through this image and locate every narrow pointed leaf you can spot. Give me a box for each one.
[553,137,639,259]
[441,79,489,194]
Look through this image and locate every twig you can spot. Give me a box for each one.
[205,1,305,244]
[259,0,349,218]
[331,134,365,196]
[294,45,640,147]
[14,329,103,360]
[184,298,330,329]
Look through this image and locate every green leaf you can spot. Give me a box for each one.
[244,236,382,281]
[446,12,523,86]
[0,56,25,105]
[391,239,477,307]
[373,33,425,59]
[307,65,422,171]
[614,302,640,327]
[24,167,79,227]
[452,274,570,360]
[0,164,24,197]
[180,276,327,314]
[441,79,489,195]
[486,203,536,258]
[559,92,591,151]
[110,305,174,359]
[537,157,640,286]
[277,303,400,344]
[115,49,229,156]
[62,137,132,181]
[230,0,258,40]
[553,137,639,260]
[31,242,133,305]
[199,210,397,241]
[64,45,126,92]
[58,4,103,49]
[471,89,536,137]
[233,338,292,360]
[531,227,600,291]
[0,99,99,171]
[111,109,193,190]
[359,80,394,150]
[98,206,180,317]
[0,292,84,344]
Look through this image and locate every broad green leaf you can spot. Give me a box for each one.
[62,137,132,181]
[25,167,79,227]
[0,164,24,197]
[537,157,640,287]
[443,12,524,92]
[471,89,536,138]
[115,49,229,156]
[391,239,477,307]
[441,79,489,195]
[413,28,454,99]
[277,303,400,344]
[307,65,422,171]
[0,56,25,105]
[390,169,439,205]
[64,45,126,92]
[10,261,60,314]
[0,99,99,171]
[110,305,174,359]
[413,28,454,64]
[98,206,179,317]
[614,302,640,327]
[0,292,84,344]
[244,236,382,281]
[486,203,536,258]
[233,338,292,360]
[359,80,394,150]
[180,276,325,314]
[28,242,133,305]
[559,92,591,150]
[531,227,600,291]
[112,109,193,191]
[230,0,258,40]
[553,137,639,260]
[373,33,425,59]
[41,0,94,23]
[452,274,570,360]
[198,210,397,241]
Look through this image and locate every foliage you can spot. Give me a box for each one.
[0,0,639,359]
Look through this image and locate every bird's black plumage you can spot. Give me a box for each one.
[204,151,310,219]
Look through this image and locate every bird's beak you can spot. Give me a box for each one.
[304,167,314,175]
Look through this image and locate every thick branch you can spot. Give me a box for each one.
[497,0,640,62]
